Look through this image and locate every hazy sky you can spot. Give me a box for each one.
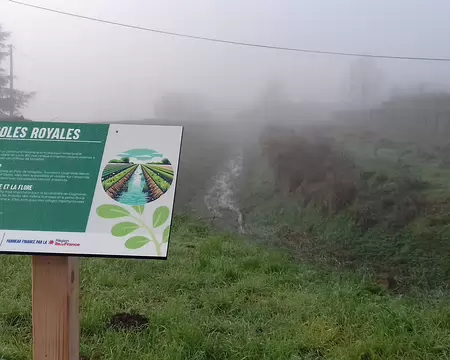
[1,0,450,122]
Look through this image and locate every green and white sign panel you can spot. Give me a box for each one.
[0,121,182,258]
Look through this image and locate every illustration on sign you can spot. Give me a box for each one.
[0,121,183,258]
[101,148,174,206]
[96,204,170,256]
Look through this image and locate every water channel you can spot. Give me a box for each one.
[117,165,148,206]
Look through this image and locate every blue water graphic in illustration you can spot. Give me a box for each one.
[117,166,148,206]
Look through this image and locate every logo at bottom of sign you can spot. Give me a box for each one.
[5,238,80,247]
[50,239,80,247]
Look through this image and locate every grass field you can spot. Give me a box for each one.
[237,129,450,293]
[1,217,450,360]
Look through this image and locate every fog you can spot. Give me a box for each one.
[1,0,450,122]
[4,4,450,354]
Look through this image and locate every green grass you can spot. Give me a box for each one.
[101,163,135,182]
[142,165,171,192]
[102,165,138,191]
[1,217,450,359]
[146,165,174,183]
[238,139,450,291]
[148,165,174,176]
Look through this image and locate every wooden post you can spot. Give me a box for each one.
[32,256,80,360]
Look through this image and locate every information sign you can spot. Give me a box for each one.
[0,121,182,258]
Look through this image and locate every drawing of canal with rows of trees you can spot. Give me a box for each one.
[101,149,174,206]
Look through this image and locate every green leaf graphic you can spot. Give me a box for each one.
[125,236,150,250]
[111,222,140,237]
[133,205,145,215]
[163,226,170,243]
[97,205,130,218]
[153,206,170,228]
